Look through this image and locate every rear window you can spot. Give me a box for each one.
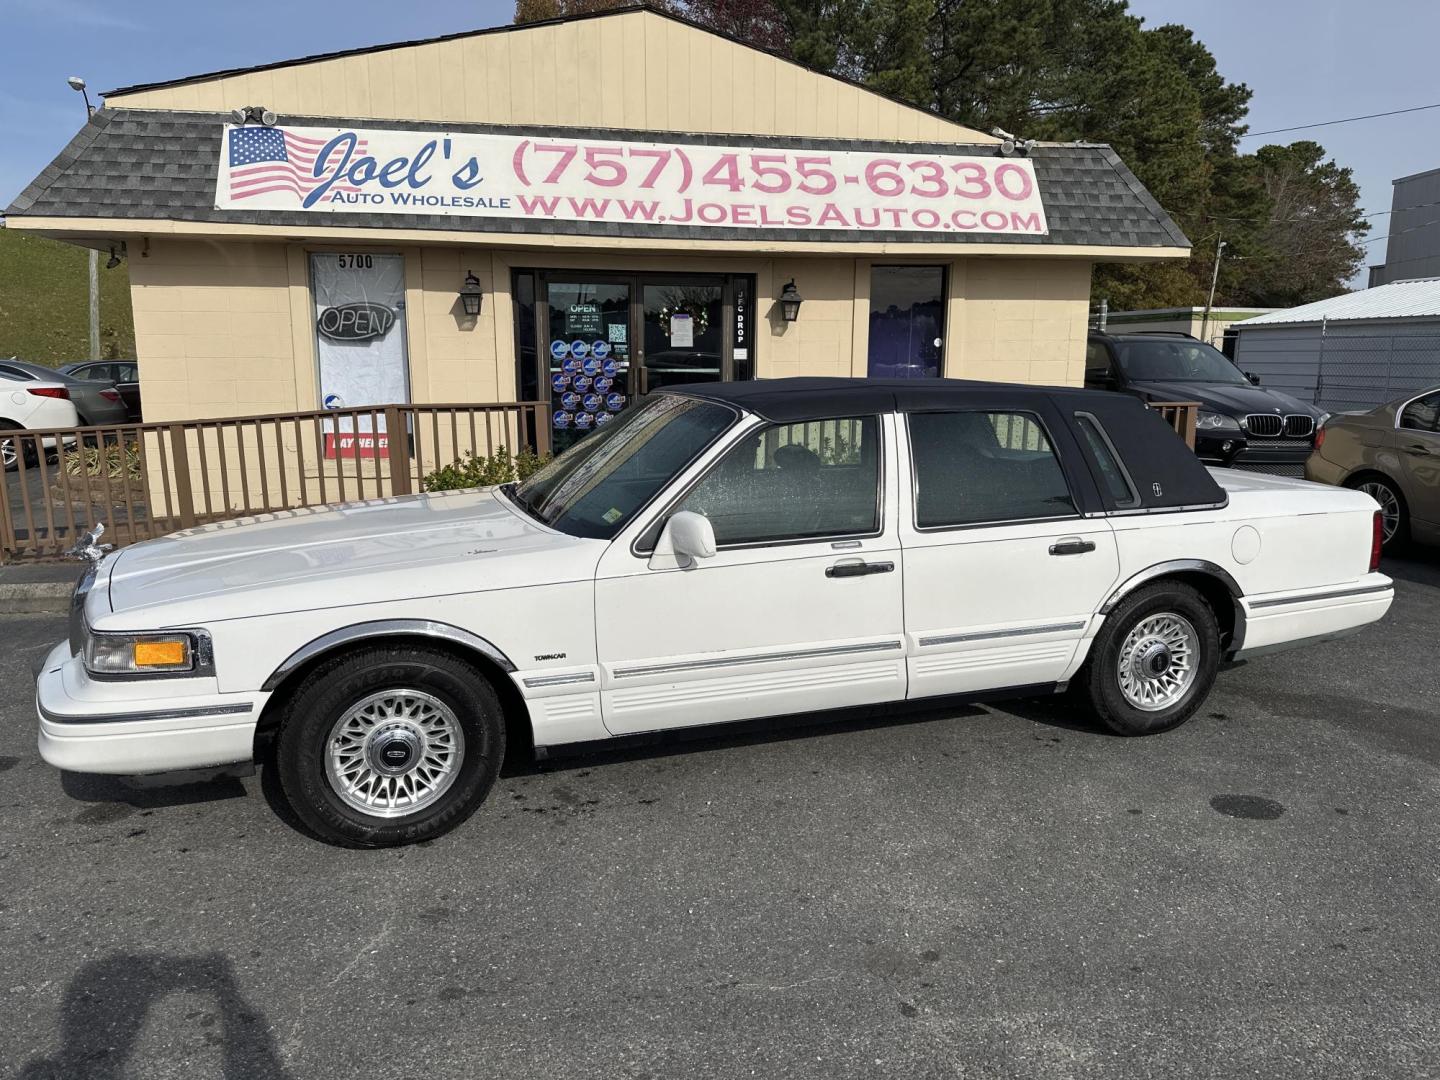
[909,411,1075,528]
[1076,413,1139,508]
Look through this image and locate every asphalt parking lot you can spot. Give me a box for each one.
[2,557,1438,1080]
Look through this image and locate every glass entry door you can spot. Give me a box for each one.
[867,265,946,379]
[529,271,753,452]
[641,281,724,391]
[543,278,633,452]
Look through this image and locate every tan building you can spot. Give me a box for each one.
[7,5,1187,449]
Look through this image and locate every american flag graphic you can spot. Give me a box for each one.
[226,127,368,202]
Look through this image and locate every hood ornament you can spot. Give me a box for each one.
[66,522,113,565]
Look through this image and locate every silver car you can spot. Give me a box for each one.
[1307,386,1440,550]
[1,360,129,427]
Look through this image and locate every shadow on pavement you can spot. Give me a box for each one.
[18,952,293,1080]
[1380,550,1440,589]
[506,697,996,778]
[985,690,1116,736]
[60,770,249,809]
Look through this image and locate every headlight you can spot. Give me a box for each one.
[82,629,213,678]
[1317,412,1332,427]
[1195,410,1240,431]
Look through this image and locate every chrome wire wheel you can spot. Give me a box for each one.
[1116,612,1199,712]
[1358,481,1401,543]
[324,689,465,819]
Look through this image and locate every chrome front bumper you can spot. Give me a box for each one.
[34,641,267,775]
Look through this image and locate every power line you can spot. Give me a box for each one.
[1240,101,1440,139]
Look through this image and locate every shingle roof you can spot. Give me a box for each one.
[6,109,1190,251]
[1236,278,1440,328]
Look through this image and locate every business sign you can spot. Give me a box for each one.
[217,124,1048,236]
[317,301,396,341]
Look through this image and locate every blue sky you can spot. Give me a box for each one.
[4,0,1438,285]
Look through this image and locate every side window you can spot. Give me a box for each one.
[675,416,881,545]
[1075,412,1140,508]
[1400,392,1440,433]
[118,364,139,382]
[909,411,1075,528]
[1085,342,1112,379]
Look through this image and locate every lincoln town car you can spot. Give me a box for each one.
[35,379,1393,846]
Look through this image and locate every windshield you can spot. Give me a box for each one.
[510,394,737,539]
[1114,340,1249,385]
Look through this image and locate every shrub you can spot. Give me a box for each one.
[63,440,141,483]
[422,446,550,492]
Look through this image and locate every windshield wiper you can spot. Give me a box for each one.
[500,482,545,524]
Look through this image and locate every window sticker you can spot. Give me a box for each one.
[669,312,694,348]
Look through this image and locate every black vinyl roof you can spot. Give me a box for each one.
[665,377,1227,512]
[666,376,1122,422]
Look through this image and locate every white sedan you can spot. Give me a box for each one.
[36,379,1393,846]
[1,359,80,469]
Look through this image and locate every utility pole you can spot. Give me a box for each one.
[69,77,100,360]
[1200,236,1227,344]
[88,250,100,360]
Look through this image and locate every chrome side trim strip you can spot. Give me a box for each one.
[39,701,254,726]
[1249,583,1393,609]
[613,640,903,679]
[919,621,1087,648]
[521,672,597,688]
[261,619,517,691]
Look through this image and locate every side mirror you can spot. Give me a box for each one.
[1246,371,1261,385]
[648,510,716,570]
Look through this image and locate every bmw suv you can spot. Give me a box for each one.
[1086,332,1327,476]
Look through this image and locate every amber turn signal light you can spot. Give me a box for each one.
[133,640,189,667]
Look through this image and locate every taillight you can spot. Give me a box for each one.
[28,387,70,400]
[100,389,121,402]
[1370,510,1383,572]
[1313,425,1326,451]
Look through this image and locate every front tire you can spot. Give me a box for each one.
[1083,581,1220,736]
[274,645,505,847]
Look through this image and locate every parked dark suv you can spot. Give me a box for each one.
[1086,332,1327,476]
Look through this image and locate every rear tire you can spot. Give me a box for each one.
[1083,581,1220,736]
[1347,473,1408,551]
[274,645,505,847]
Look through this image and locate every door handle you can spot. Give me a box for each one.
[826,560,895,578]
[1404,443,1433,456]
[1049,538,1096,556]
